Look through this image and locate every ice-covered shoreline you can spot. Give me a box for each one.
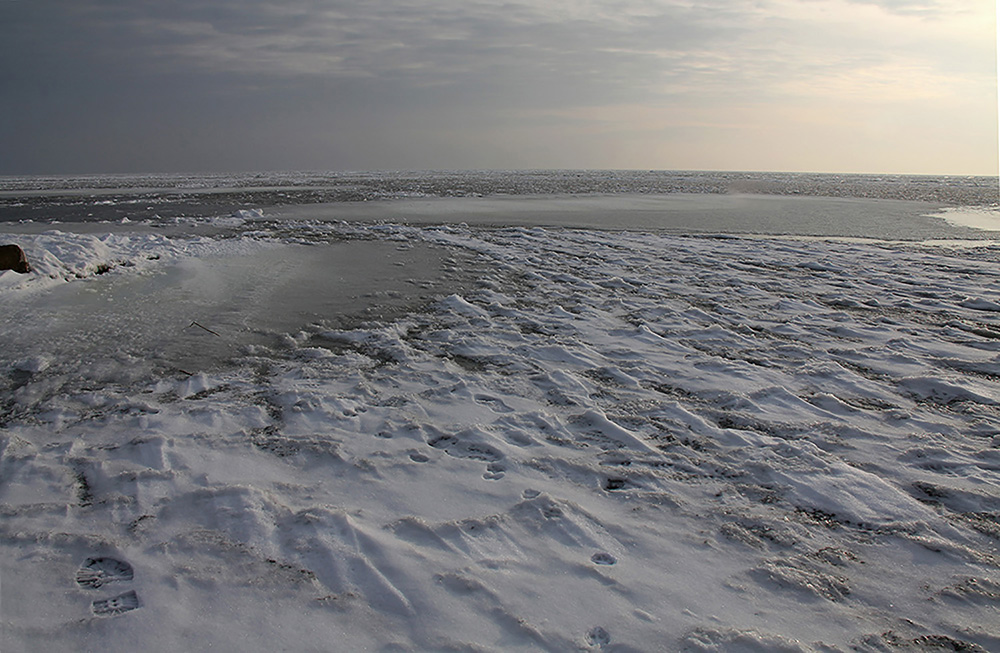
[2,209,999,651]
[2,190,998,300]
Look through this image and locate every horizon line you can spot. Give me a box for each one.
[1,167,998,180]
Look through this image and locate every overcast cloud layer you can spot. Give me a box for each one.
[1,0,995,174]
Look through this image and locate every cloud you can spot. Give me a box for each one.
[4,1,753,96]
[842,0,950,16]
[5,0,987,104]
[0,0,994,173]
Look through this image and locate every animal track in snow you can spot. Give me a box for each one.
[76,557,134,589]
[586,626,611,647]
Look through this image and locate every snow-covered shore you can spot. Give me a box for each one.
[2,210,1000,651]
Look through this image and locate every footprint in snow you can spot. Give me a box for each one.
[423,428,507,479]
[474,394,515,413]
[591,552,617,566]
[77,557,141,617]
[76,557,134,589]
[483,462,506,480]
[92,590,140,617]
[603,478,628,491]
[427,432,504,464]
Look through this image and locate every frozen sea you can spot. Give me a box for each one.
[1,170,1000,652]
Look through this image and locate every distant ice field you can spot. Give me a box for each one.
[1,171,999,652]
[1,169,997,239]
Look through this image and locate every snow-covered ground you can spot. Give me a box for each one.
[2,206,1000,651]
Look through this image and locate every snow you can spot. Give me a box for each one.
[2,210,1000,651]
[0,228,274,292]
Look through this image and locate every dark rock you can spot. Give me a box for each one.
[0,244,31,273]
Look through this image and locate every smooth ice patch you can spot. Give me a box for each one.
[929,206,1000,232]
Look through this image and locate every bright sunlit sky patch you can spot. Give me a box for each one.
[1,0,995,175]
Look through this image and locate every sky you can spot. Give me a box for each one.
[1,0,996,176]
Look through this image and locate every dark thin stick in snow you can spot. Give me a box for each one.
[187,321,221,337]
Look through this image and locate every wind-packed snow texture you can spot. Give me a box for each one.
[1,172,999,652]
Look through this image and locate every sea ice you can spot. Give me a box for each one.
[1,217,999,651]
